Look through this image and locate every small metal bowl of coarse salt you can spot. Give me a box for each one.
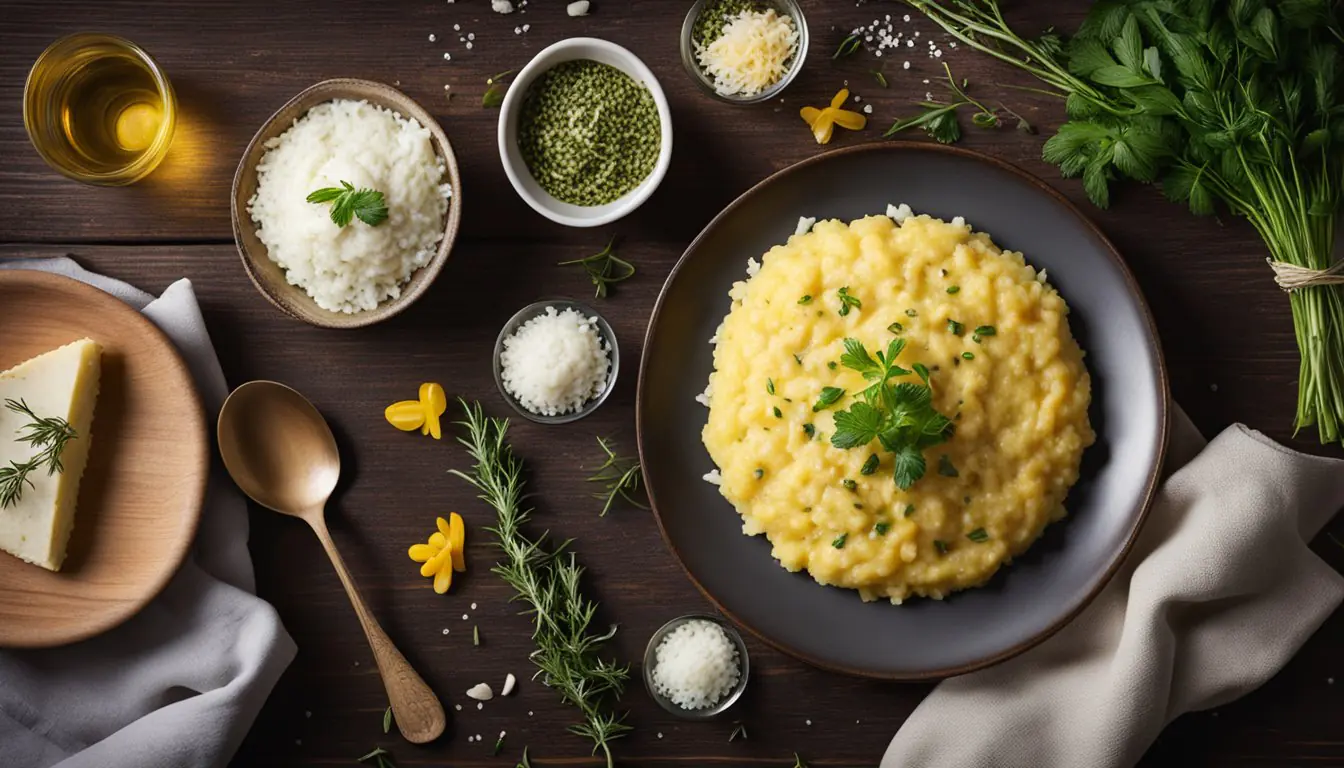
[643,614,750,720]
[680,0,809,105]
[493,299,619,425]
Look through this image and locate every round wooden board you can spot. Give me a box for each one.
[0,270,208,648]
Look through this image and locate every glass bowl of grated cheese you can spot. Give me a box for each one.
[680,0,808,105]
[493,299,619,425]
[643,614,750,719]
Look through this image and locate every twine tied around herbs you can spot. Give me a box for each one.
[1267,259,1344,291]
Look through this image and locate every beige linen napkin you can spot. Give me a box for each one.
[883,408,1344,768]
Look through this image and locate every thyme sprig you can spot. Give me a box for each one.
[558,237,636,299]
[1,398,78,509]
[585,437,648,516]
[449,401,631,767]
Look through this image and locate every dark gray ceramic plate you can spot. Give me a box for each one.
[637,142,1169,680]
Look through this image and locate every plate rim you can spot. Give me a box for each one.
[0,269,209,648]
[635,141,1171,680]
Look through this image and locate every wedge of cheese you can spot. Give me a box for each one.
[0,339,101,571]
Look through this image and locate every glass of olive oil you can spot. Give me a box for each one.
[23,34,177,186]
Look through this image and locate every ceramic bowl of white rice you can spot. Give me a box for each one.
[231,79,462,328]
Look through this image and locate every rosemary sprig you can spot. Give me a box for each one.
[517,746,533,768]
[449,401,631,767]
[729,722,748,742]
[585,437,648,516]
[885,63,1029,142]
[558,237,636,299]
[1,398,78,509]
[358,746,396,768]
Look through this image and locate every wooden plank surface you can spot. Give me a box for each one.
[1,0,1343,766]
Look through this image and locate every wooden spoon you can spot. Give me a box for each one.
[216,380,446,744]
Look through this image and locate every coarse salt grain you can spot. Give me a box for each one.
[650,619,741,710]
[500,306,610,416]
[567,0,590,16]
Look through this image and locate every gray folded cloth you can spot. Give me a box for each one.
[883,407,1344,768]
[0,258,296,768]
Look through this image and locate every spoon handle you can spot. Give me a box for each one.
[308,515,446,744]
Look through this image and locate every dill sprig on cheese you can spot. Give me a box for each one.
[0,398,78,510]
[449,402,631,767]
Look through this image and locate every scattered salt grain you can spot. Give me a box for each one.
[442,628,450,635]
[863,104,873,114]
[657,733,664,739]
[499,305,611,416]
[650,619,741,710]
[806,719,812,726]
[463,613,469,620]
[466,42,474,50]
[887,203,914,223]
[477,703,484,710]
[903,61,910,69]
[471,602,478,610]
[467,32,475,40]
[429,33,437,42]
[455,704,463,711]
[528,711,534,716]
[567,0,591,15]
[523,23,530,31]
[305,711,312,719]
[443,52,452,60]
[453,23,461,30]
[795,216,816,236]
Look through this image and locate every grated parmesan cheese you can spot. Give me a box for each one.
[499,306,611,416]
[650,619,741,710]
[694,9,798,98]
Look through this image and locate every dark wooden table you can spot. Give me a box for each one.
[4,1,1343,766]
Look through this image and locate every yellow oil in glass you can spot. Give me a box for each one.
[24,34,176,185]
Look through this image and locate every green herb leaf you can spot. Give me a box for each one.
[583,437,647,516]
[938,454,959,478]
[798,295,812,305]
[962,351,975,360]
[967,527,990,543]
[307,181,388,228]
[875,522,891,535]
[934,539,949,555]
[834,34,861,59]
[912,362,930,386]
[558,236,635,299]
[832,532,848,548]
[813,386,846,412]
[893,445,927,490]
[974,325,997,337]
[803,423,816,439]
[831,402,884,448]
[905,308,918,318]
[860,453,880,475]
[383,706,393,734]
[904,503,916,517]
[773,406,783,418]
[946,285,961,294]
[482,70,514,107]
[872,70,889,88]
[888,322,904,334]
[837,286,862,315]
[767,378,776,395]
[947,319,964,335]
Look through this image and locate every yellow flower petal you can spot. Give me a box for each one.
[830,109,867,131]
[385,401,426,432]
[429,532,447,549]
[830,88,850,110]
[437,516,452,538]
[449,512,466,573]
[420,559,440,578]
[812,114,836,144]
[800,106,822,128]
[433,564,453,594]
[408,544,436,563]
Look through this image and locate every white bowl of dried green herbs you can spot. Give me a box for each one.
[498,37,672,228]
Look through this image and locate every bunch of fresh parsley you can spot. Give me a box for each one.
[906,0,1344,445]
[826,338,953,490]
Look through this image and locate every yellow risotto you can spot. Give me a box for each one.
[701,213,1094,603]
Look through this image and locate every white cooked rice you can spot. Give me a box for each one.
[650,619,740,710]
[248,99,451,314]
